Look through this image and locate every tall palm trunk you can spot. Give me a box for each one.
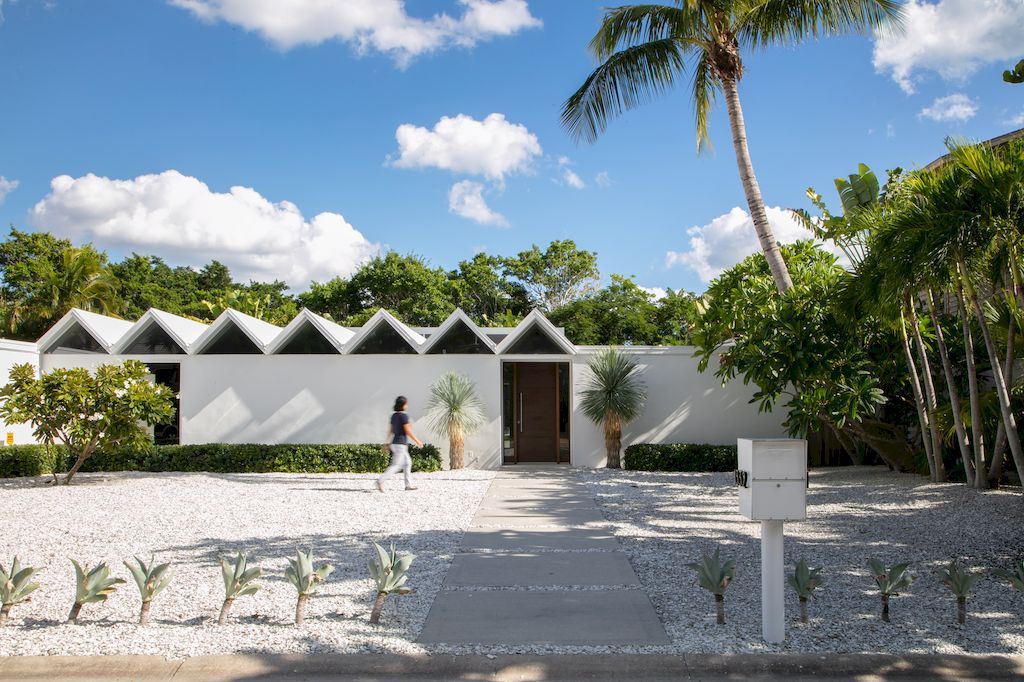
[721,77,792,294]
[604,412,623,468]
[449,427,465,470]
[898,307,935,478]
[956,284,987,482]
[989,317,1016,485]
[908,296,945,481]
[927,292,974,485]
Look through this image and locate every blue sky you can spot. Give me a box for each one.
[0,0,1022,294]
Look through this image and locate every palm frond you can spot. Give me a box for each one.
[426,372,486,437]
[737,0,904,49]
[589,4,702,58]
[579,348,647,425]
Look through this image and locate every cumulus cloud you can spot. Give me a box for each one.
[30,170,379,286]
[666,206,842,283]
[0,176,18,204]
[639,286,667,300]
[392,113,541,181]
[171,0,541,65]
[919,93,979,122]
[448,180,508,227]
[873,0,1024,93]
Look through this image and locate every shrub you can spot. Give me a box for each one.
[623,443,737,472]
[0,443,442,478]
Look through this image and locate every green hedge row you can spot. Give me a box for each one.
[0,443,442,478]
[623,443,737,472]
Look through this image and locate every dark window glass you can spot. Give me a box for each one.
[123,324,185,354]
[349,323,417,354]
[558,362,571,461]
[505,324,567,354]
[147,363,180,445]
[502,362,515,462]
[201,323,262,354]
[278,321,340,354]
[427,320,493,354]
[44,323,106,354]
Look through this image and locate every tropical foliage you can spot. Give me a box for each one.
[284,550,334,625]
[579,348,647,468]
[426,372,485,470]
[68,560,124,624]
[218,552,262,625]
[124,556,173,626]
[867,558,913,623]
[367,542,416,624]
[788,560,823,624]
[686,548,735,625]
[0,557,41,626]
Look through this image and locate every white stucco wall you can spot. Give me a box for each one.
[0,339,41,445]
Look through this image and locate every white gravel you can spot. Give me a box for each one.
[577,466,1024,655]
[0,470,494,657]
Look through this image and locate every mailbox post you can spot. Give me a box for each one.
[735,438,807,644]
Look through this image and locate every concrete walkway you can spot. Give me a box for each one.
[418,466,670,647]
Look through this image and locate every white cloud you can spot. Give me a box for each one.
[0,176,18,204]
[30,170,379,286]
[392,113,541,181]
[873,0,1024,93]
[639,286,667,301]
[555,156,585,189]
[448,180,508,227]
[666,206,843,283]
[595,171,612,187]
[918,93,978,122]
[1006,110,1024,127]
[171,0,541,65]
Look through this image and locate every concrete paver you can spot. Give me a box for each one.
[444,551,640,587]
[460,525,621,552]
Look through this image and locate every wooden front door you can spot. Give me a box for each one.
[514,363,559,462]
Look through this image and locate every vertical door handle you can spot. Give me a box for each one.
[519,392,523,433]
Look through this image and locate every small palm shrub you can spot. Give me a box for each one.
[867,558,913,623]
[68,560,124,624]
[426,372,485,470]
[367,542,416,624]
[285,550,334,625]
[937,560,982,625]
[787,560,823,624]
[993,559,1024,592]
[218,552,262,625]
[579,348,646,468]
[686,548,735,625]
[124,556,172,625]
[0,557,41,625]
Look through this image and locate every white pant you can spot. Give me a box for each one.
[379,443,412,488]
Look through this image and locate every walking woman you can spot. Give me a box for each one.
[378,396,423,492]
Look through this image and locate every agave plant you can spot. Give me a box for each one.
[284,550,334,625]
[937,560,982,625]
[686,548,735,625]
[787,560,823,624]
[579,348,646,468]
[993,559,1024,592]
[867,558,914,623]
[124,556,172,626]
[218,552,262,625]
[427,372,485,470]
[0,557,41,626]
[68,560,124,624]
[367,542,416,624]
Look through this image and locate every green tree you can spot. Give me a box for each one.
[426,372,486,470]
[653,288,699,344]
[449,253,531,325]
[27,246,120,330]
[0,228,72,338]
[342,252,455,325]
[1003,59,1024,84]
[579,348,647,468]
[561,0,903,294]
[109,254,202,319]
[550,275,659,345]
[197,260,233,291]
[0,361,174,485]
[503,240,600,311]
[297,277,357,321]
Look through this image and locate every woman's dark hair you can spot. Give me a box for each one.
[393,396,408,412]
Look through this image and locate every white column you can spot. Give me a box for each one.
[761,519,785,643]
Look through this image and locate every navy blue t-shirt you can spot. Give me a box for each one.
[391,411,410,444]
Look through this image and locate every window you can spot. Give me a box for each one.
[147,363,180,445]
[504,324,567,354]
[349,323,417,354]
[123,324,185,354]
[427,320,493,354]
[200,323,262,354]
[277,321,340,354]
[43,323,105,354]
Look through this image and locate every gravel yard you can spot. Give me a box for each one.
[0,470,494,657]
[578,466,1024,655]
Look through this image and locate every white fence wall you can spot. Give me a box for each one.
[0,339,40,446]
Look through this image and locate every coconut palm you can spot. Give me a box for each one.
[562,0,903,295]
[579,348,646,468]
[28,246,119,327]
[426,372,486,470]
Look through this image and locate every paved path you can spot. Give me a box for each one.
[418,466,670,647]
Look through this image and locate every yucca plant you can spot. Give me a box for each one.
[427,372,485,470]
[124,556,172,625]
[0,557,41,625]
[579,348,646,468]
[68,560,124,624]
[367,542,416,624]
[993,559,1024,592]
[284,550,334,625]
[937,560,982,625]
[218,552,262,625]
[787,560,823,624]
[686,548,735,625]
[867,558,914,623]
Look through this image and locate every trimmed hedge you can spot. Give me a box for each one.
[0,443,442,478]
[623,443,737,472]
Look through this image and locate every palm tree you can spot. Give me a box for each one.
[562,0,903,295]
[426,372,486,470]
[580,348,647,468]
[29,247,119,326]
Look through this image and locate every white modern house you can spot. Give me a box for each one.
[3,306,787,468]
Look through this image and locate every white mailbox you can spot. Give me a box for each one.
[737,438,807,521]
